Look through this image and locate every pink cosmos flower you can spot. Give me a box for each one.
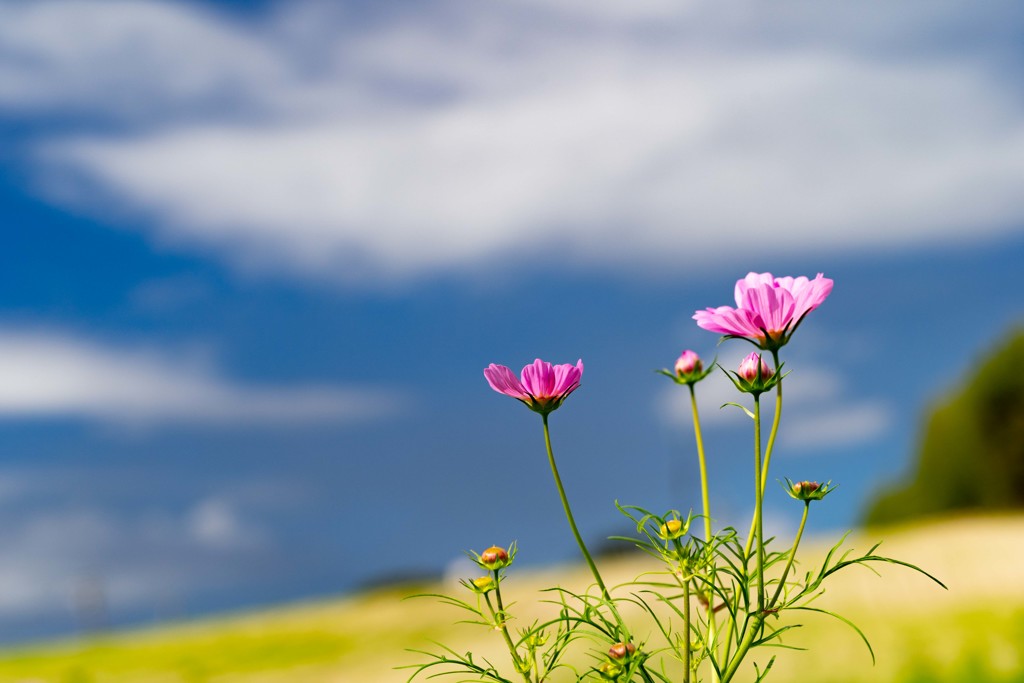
[484,358,584,415]
[693,272,833,350]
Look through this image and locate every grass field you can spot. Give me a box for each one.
[0,514,1021,683]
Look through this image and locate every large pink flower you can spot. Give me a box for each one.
[484,358,583,415]
[693,272,833,350]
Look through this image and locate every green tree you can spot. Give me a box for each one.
[865,327,1024,525]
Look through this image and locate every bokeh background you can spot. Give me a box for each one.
[0,0,1022,680]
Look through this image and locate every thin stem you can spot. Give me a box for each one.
[688,384,720,683]
[688,384,713,545]
[541,414,629,637]
[742,349,784,556]
[759,349,784,495]
[485,586,530,683]
[769,502,810,609]
[723,393,769,674]
[683,578,692,683]
[753,396,765,615]
[720,614,764,683]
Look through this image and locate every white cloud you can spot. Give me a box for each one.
[780,402,891,450]
[0,501,269,618]
[188,498,263,548]
[0,330,398,425]
[6,0,1024,283]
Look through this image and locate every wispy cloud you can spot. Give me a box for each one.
[0,330,399,425]
[779,402,891,450]
[6,0,1024,283]
[0,498,269,618]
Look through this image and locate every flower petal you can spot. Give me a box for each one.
[693,305,762,338]
[484,364,529,400]
[789,273,833,320]
[734,272,775,307]
[521,358,556,399]
[741,283,796,336]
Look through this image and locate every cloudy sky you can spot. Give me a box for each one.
[0,0,1022,642]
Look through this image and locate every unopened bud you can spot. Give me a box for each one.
[675,350,703,377]
[608,642,636,659]
[659,518,687,540]
[784,478,834,502]
[479,546,510,570]
[470,576,496,593]
[737,353,772,382]
[599,661,624,680]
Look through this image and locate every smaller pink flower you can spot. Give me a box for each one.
[484,358,583,415]
[674,350,702,377]
[737,352,773,383]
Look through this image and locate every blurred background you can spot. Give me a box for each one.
[0,0,1022,680]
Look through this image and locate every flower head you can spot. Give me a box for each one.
[479,545,510,570]
[658,350,714,386]
[608,642,636,660]
[658,518,688,540]
[484,358,583,415]
[694,272,833,350]
[737,353,773,383]
[470,542,517,571]
[784,478,835,502]
[675,350,702,377]
[465,576,496,594]
[725,352,782,396]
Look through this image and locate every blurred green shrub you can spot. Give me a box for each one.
[865,327,1024,525]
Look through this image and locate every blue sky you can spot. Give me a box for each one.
[0,0,1022,643]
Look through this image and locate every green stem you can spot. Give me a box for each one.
[683,578,692,683]
[769,502,809,609]
[743,350,783,557]
[688,384,720,683]
[541,415,628,637]
[753,396,765,615]
[723,394,769,673]
[759,349,784,495]
[720,614,764,683]
[723,352,784,673]
[688,384,713,545]
[485,585,530,683]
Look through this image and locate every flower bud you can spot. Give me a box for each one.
[737,353,772,382]
[660,350,713,386]
[479,545,510,570]
[469,576,496,593]
[658,518,687,540]
[525,631,548,648]
[514,658,533,674]
[599,662,624,680]
[794,481,819,496]
[675,350,703,377]
[608,642,636,659]
[784,478,834,502]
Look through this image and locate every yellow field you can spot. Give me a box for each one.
[0,514,1021,683]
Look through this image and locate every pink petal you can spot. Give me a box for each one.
[484,364,529,400]
[521,358,557,399]
[551,359,583,398]
[789,273,833,319]
[693,306,762,338]
[734,272,775,307]
[741,284,796,335]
